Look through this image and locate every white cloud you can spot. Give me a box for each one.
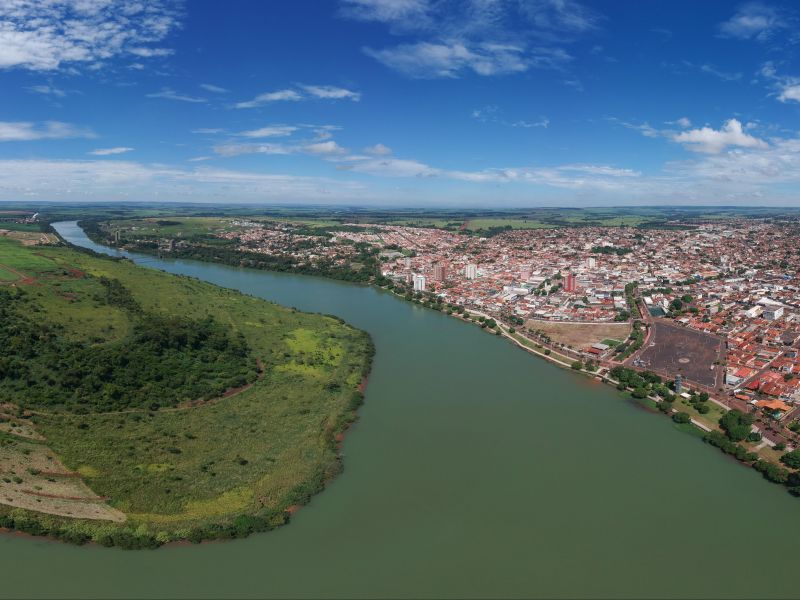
[364,41,534,78]
[26,84,66,97]
[0,159,366,202]
[147,88,207,103]
[343,157,439,178]
[364,143,392,155]
[88,147,133,156]
[672,118,768,154]
[0,121,95,141]
[340,0,431,30]
[301,84,361,101]
[719,2,787,41]
[675,117,691,128]
[213,143,292,157]
[472,104,549,128]
[235,89,303,109]
[238,126,298,138]
[127,47,173,58]
[200,83,228,93]
[0,0,181,72]
[778,85,800,103]
[345,0,594,78]
[235,86,360,108]
[303,141,347,155]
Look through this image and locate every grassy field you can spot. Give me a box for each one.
[465,218,552,231]
[0,235,372,546]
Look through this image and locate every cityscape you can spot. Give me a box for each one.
[4,0,800,599]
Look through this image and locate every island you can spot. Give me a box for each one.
[0,224,373,548]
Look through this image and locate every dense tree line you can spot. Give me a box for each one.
[0,286,257,412]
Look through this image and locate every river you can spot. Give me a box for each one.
[3,221,798,599]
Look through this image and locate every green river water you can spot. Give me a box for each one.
[3,221,798,599]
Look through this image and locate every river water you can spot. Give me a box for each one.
[3,221,798,599]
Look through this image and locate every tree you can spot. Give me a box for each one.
[719,409,755,442]
[672,412,691,424]
[631,387,648,399]
[780,449,800,469]
[671,298,683,311]
[571,361,583,370]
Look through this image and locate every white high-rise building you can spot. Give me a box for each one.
[465,264,478,279]
[413,274,426,292]
[586,257,597,269]
[404,257,412,269]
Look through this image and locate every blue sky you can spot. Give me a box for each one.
[1,0,799,206]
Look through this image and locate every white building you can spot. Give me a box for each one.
[465,264,478,279]
[764,305,785,321]
[413,274,426,292]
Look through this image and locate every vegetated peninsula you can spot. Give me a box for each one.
[0,229,373,548]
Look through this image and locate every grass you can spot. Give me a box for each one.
[0,266,18,281]
[466,218,552,230]
[0,235,372,540]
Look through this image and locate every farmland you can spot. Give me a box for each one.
[0,234,373,547]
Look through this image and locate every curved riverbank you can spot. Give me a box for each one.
[0,224,375,548]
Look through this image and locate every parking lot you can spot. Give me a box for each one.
[633,321,723,387]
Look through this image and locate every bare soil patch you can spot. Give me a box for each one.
[525,319,631,348]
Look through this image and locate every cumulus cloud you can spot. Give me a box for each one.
[0,0,181,71]
[672,118,768,154]
[0,121,95,141]
[778,85,800,103]
[718,2,787,41]
[147,88,207,103]
[88,147,133,156]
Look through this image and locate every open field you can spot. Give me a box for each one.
[525,319,632,348]
[634,321,723,387]
[0,234,372,545]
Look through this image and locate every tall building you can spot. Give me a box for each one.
[586,256,597,269]
[404,257,412,269]
[433,263,447,282]
[465,264,478,279]
[564,273,577,292]
[413,274,426,292]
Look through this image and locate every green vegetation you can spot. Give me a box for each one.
[0,235,373,548]
[82,218,382,284]
[0,288,256,411]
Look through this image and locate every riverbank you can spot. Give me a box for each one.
[0,225,376,549]
[379,284,799,496]
[68,220,800,504]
